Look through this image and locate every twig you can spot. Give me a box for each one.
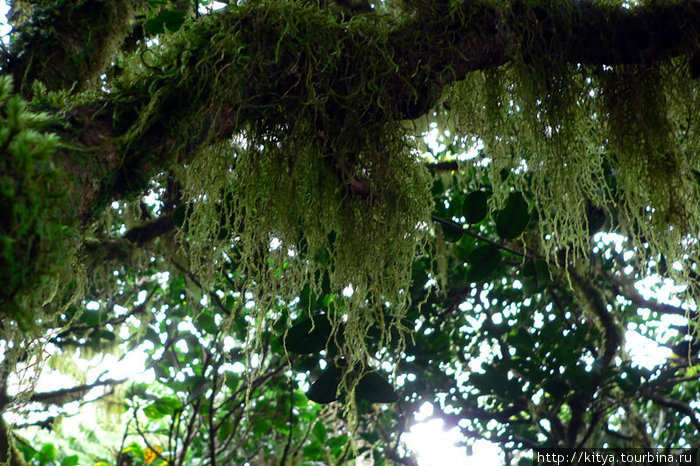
[605,270,696,318]
[645,393,700,432]
[280,363,294,466]
[133,405,169,463]
[431,215,528,258]
[116,417,133,465]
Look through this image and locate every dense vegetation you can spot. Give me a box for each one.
[1,0,699,464]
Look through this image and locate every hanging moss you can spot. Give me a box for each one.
[9,0,137,95]
[100,0,435,403]
[179,123,433,379]
[442,2,700,305]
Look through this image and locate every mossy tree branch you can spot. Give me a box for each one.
[8,0,138,96]
[29,0,698,224]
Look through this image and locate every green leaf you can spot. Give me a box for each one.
[79,309,105,327]
[307,364,342,404]
[186,377,211,403]
[355,372,398,403]
[441,223,464,242]
[312,422,327,442]
[327,434,349,457]
[303,443,324,459]
[431,178,445,196]
[284,316,335,354]
[462,190,489,224]
[145,10,186,35]
[37,443,56,465]
[61,455,79,466]
[144,395,182,419]
[195,311,218,335]
[495,192,530,239]
[522,259,550,294]
[466,244,502,282]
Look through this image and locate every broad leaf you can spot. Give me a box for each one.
[307,364,342,404]
[284,316,334,354]
[495,192,530,239]
[462,190,489,224]
[145,10,186,35]
[356,372,398,403]
[466,244,502,282]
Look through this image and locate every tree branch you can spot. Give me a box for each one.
[431,215,528,258]
[569,269,623,371]
[605,270,696,319]
[644,393,700,432]
[124,215,176,246]
[45,0,700,226]
[28,377,127,405]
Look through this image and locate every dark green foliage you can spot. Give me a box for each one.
[521,259,549,295]
[355,372,398,403]
[495,192,530,239]
[284,315,334,354]
[307,364,342,404]
[462,190,489,224]
[466,244,502,282]
[145,10,186,35]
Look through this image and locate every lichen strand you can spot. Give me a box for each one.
[0,76,78,335]
[444,10,700,305]
[119,0,700,388]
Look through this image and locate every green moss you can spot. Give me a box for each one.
[0,75,78,334]
[10,0,136,94]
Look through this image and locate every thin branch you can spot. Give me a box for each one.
[280,364,294,466]
[56,281,159,338]
[645,393,700,432]
[178,397,203,466]
[115,417,133,466]
[133,406,170,464]
[208,370,218,466]
[28,377,127,404]
[431,215,528,258]
[606,270,696,318]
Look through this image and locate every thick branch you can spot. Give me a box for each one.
[605,270,697,319]
[569,269,623,370]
